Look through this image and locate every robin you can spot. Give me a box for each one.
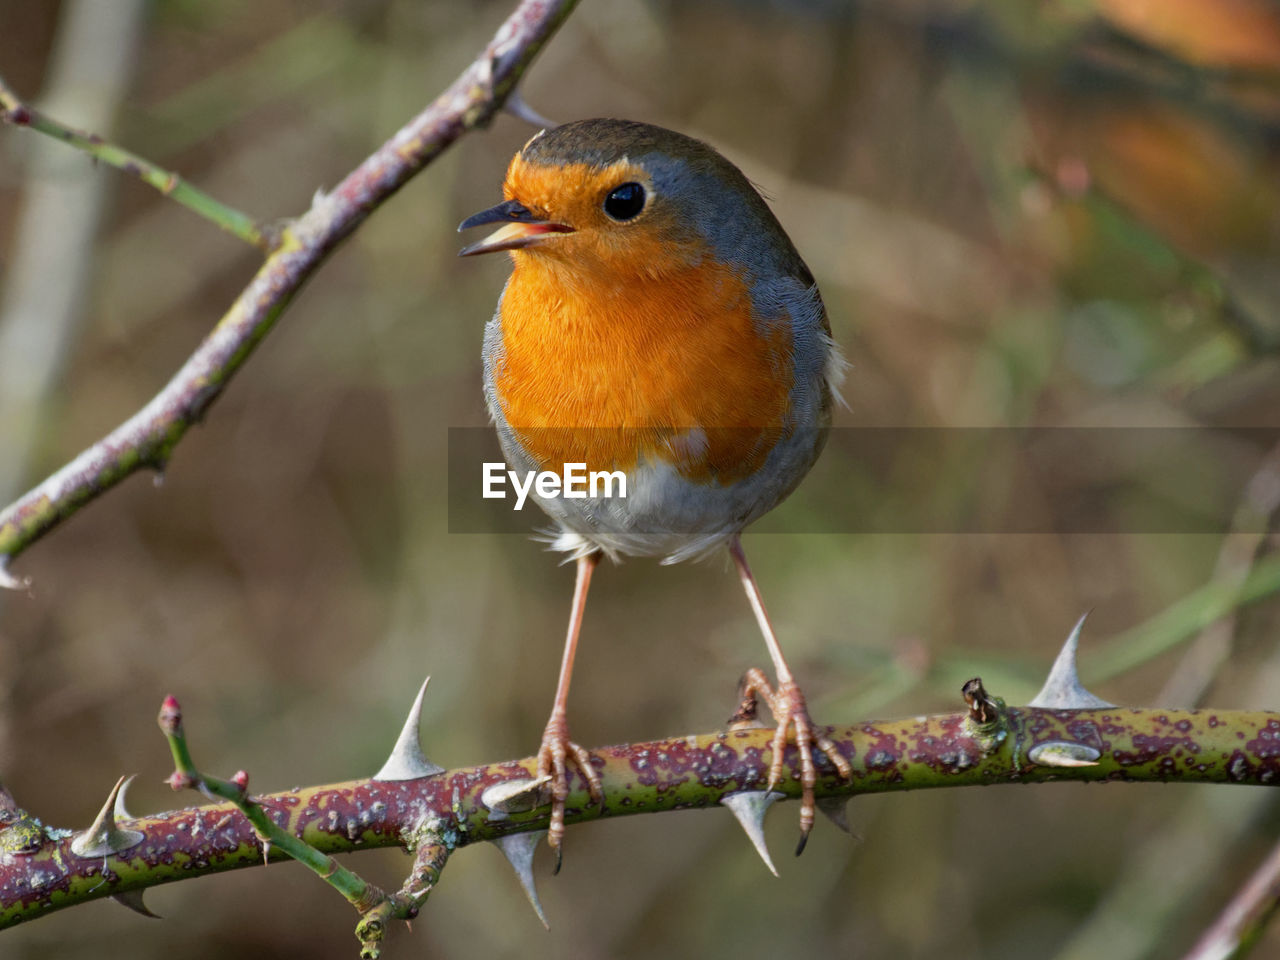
[459,118,850,861]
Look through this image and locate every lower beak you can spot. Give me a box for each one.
[457,199,573,257]
[458,220,574,257]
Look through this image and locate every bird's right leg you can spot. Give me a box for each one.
[536,549,603,869]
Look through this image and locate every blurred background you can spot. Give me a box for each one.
[2,0,1280,957]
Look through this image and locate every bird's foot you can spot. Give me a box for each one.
[734,667,852,855]
[536,711,603,872]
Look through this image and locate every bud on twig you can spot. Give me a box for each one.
[158,695,182,737]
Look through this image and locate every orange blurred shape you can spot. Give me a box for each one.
[1091,104,1274,254]
[1100,0,1280,72]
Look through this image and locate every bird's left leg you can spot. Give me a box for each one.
[728,535,851,853]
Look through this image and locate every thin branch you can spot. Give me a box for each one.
[355,840,451,959]
[1182,836,1280,960]
[0,0,581,580]
[0,76,269,251]
[1160,441,1280,705]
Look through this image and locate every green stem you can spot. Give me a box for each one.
[157,697,379,912]
[209,775,379,912]
[0,77,268,251]
[1089,550,1280,684]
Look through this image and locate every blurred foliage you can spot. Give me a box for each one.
[2,1,1280,958]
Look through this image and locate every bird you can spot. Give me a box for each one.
[459,117,850,862]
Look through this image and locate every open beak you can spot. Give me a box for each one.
[457,199,573,257]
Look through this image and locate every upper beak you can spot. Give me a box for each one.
[457,199,573,257]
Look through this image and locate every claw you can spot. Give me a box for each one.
[739,670,851,856]
[536,714,602,873]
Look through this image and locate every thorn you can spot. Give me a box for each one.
[721,790,783,877]
[1028,740,1102,767]
[816,796,852,835]
[262,838,271,866]
[1029,613,1116,709]
[493,831,550,929]
[114,775,137,821]
[372,678,446,782]
[795,831,809,857]
[504,89,557,129]
[111,889,160,919]
[70,776,144,858]
[0,556,31,592]
[481,776,552,820]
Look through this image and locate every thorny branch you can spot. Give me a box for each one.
[1,684,1277,945]
[0,0,581,587]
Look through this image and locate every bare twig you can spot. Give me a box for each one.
[0,0,581,582]
[1160,442,1280,706]
[1182,836,1280,960]
[1182,839,1280,957]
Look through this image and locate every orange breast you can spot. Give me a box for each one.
[492,252,794,485]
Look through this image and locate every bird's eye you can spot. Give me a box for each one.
[603,182,645,221]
